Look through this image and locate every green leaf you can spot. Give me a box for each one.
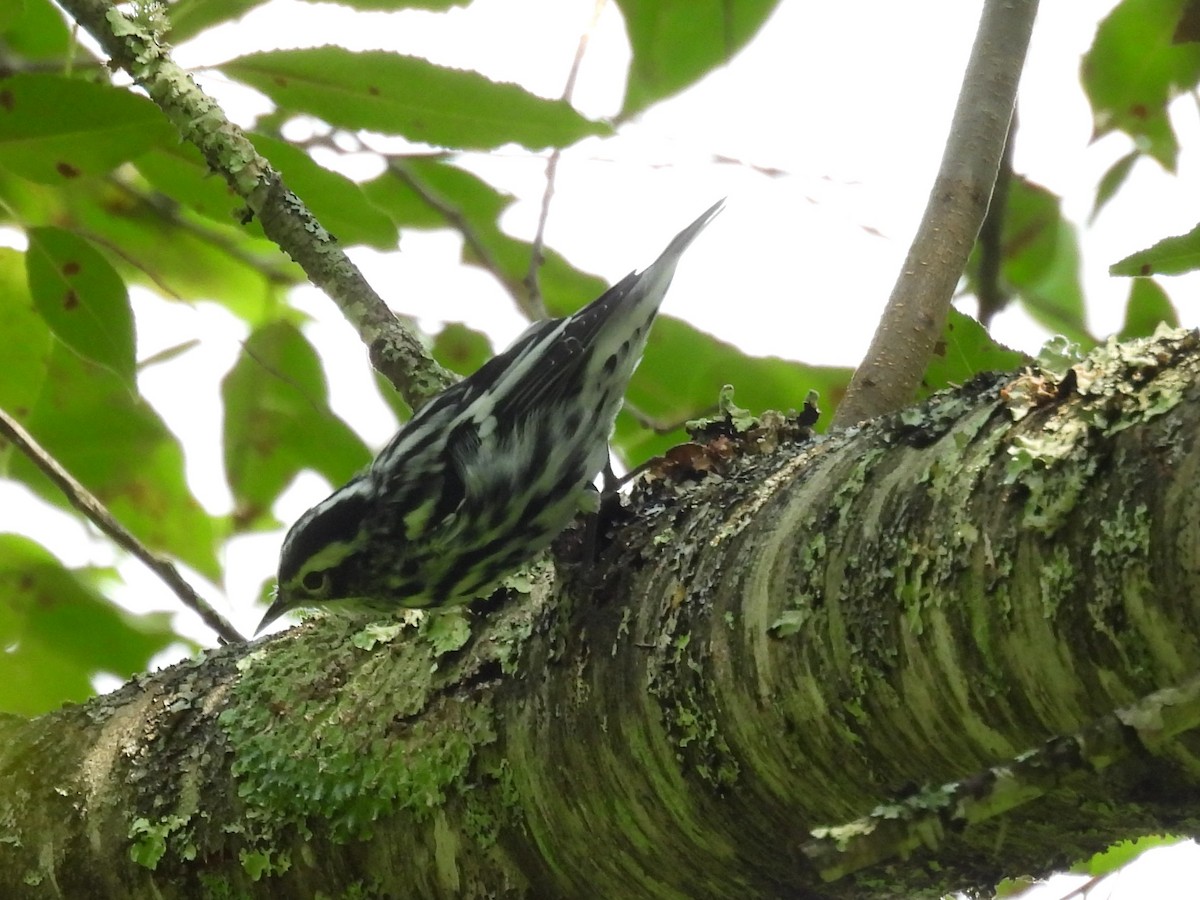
[1110,220,1200,276]
[223,48,610,150]
[6,337,221,581]
[249,133,399,250]
[1090,150,1138,223]
[617,316,853,465]
[0,248,51,428]
[365,157,605,312]
[0,156,128,242]
[0,74,174,183]
[0,0,25,32]
[222,322,372,527]
[967,176,1091,346]
[359,154,490,230]
[25,226,136,389]
[1118,278,1179,338]
[295,0,467,8]
[616,0,782,117]
[1005,179,1090,344]
[1073,835,1185,877]
[432,322,493,377]
[133,143,251,229]
[163,0,270,42]
[58,175,291,322]
[921,310,1028,397]
[0,534,185,716]
[0,0,71,60]
[1082,0,1200,170]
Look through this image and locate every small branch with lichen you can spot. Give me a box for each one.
[54,0,455,409]
[0,407,243,645]
[802,673,1200,881]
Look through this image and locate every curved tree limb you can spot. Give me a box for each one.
[55,0,455,409]
[4,329,1199,897]
[833,0,1039,427]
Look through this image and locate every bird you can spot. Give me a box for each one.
[256,199,724,634]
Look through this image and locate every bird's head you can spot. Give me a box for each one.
[256,476,374,634]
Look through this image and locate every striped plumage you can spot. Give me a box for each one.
[256,200,723,634]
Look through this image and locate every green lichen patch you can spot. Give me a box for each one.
[129,814,190,870]
[219,621,499,852]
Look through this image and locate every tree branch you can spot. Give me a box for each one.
[833,0,1039,426]
[0,407,242,645]
[803,672,1200,881]
[4,329,1199,897]
[55,0,455,409]
[523,0,607,318]
[386,158,536,317]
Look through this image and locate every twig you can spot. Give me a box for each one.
[975,107,1017,327]
[106,175,299,287]
[524,0,607,317]
[832,0,1039,427]
[0,408,244,645]
[387,159,539,319]
[623,399,719,435]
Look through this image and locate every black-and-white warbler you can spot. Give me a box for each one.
[256,200,723,634]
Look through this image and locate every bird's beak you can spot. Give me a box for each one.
[254,592,291,637]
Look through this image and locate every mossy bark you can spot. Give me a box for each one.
[3,330,1200,899]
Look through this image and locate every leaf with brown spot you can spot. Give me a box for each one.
[0,74,173,183]
[224,47,609,150]
[222,322,372,529]
[25,227,136,389]
[1110,221,1200,277]
[0,534,185,716]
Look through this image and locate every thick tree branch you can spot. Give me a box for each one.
[834,0,1039,426]
[55,0,455,408]
[4,330,1200,897]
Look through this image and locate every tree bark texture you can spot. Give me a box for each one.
[3,330,1200,899]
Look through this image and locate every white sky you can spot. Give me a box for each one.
[6,0,1200,891]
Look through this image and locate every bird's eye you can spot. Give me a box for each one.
[301,570,329,595]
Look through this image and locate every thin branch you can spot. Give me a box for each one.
[524,0,607,317]
[105,175,300,287]
[0,408,243,645]
[975,107,1017,327]
[832,0,1039,427]
[622,399,718,435]
[55,0,455,409]
[387,159,538,317]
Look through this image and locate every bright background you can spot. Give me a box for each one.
[4,0,1200,893]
